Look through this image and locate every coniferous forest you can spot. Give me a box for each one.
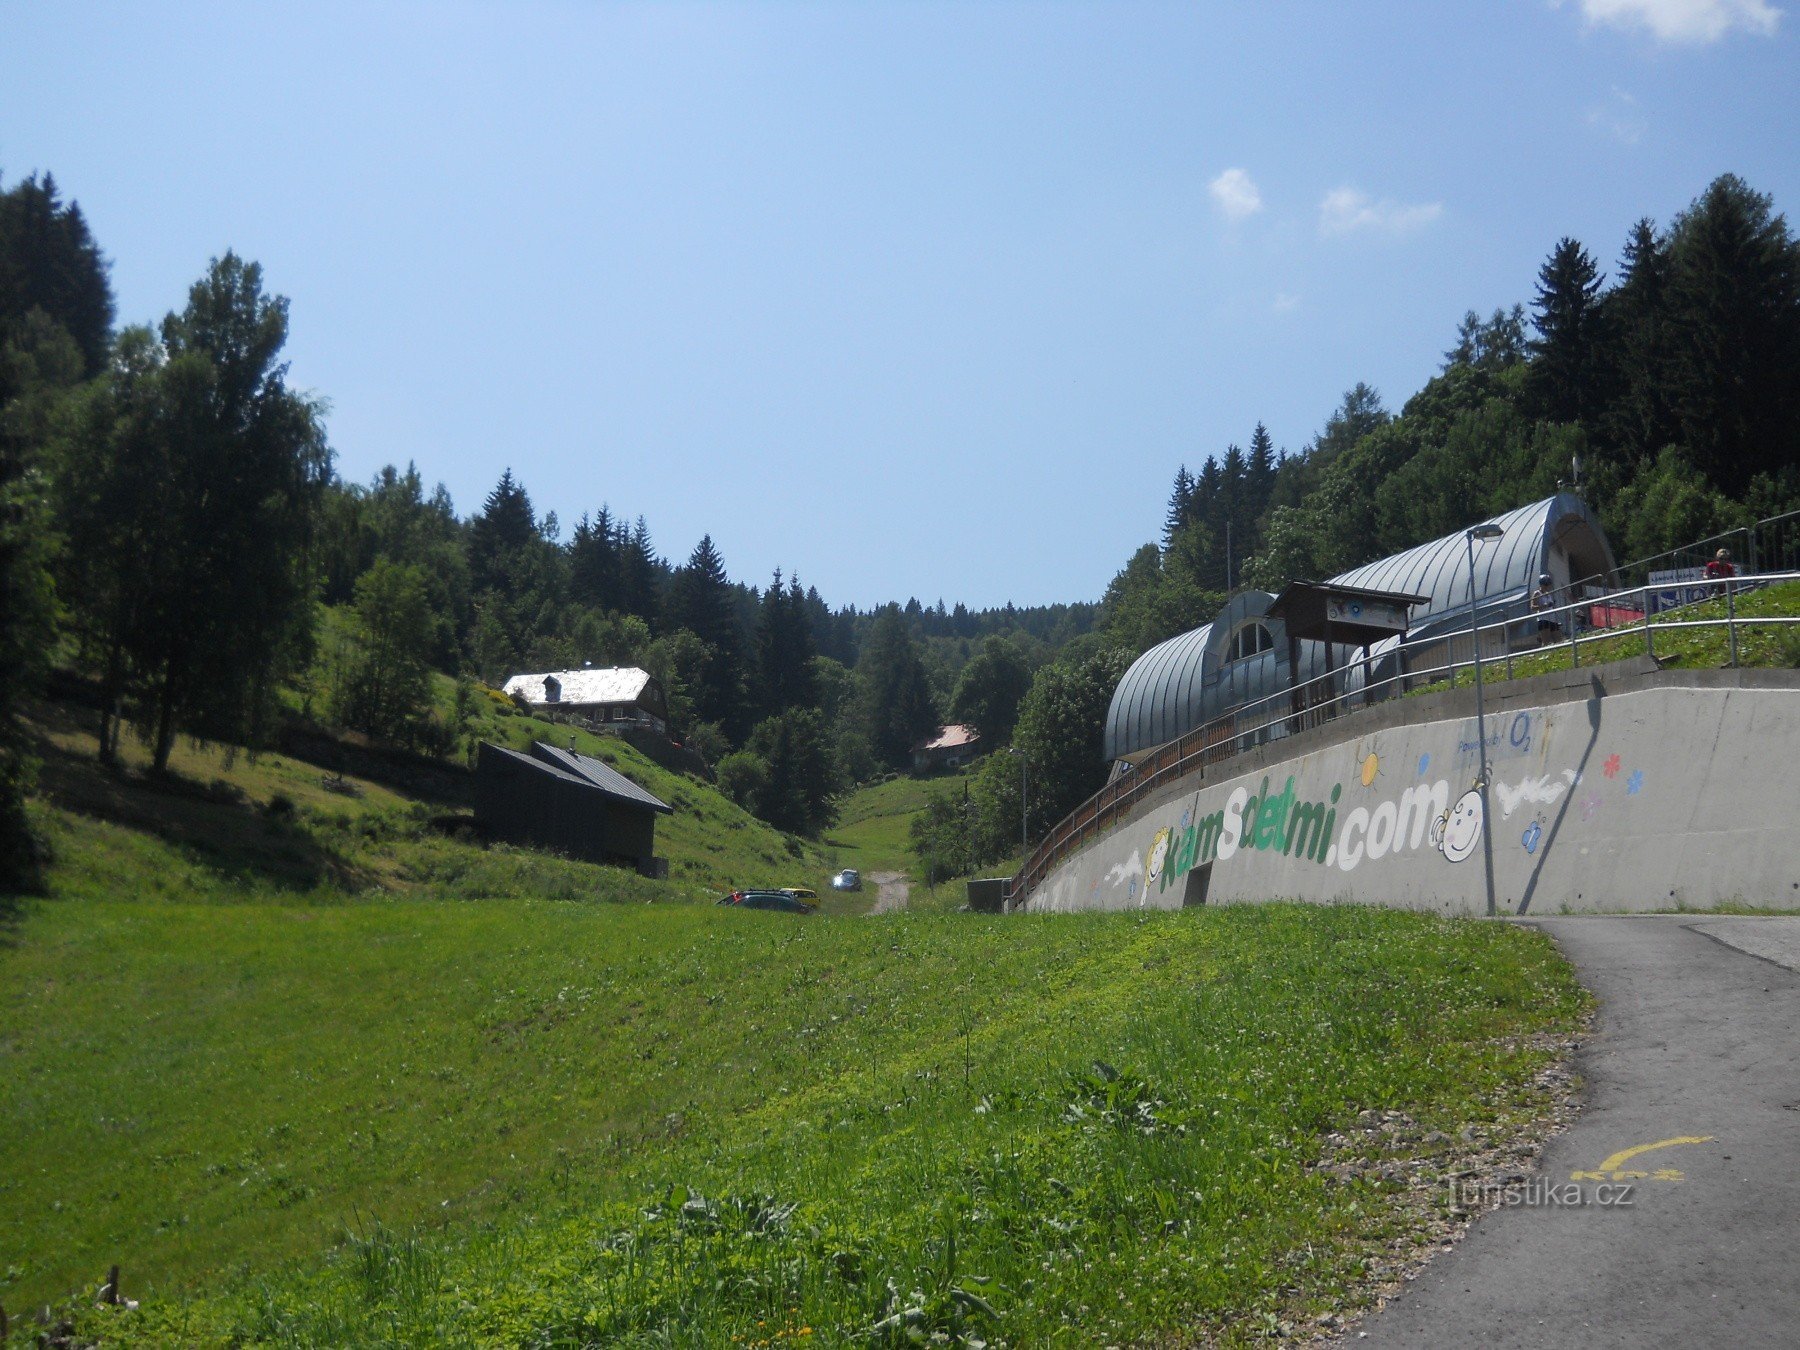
[4,170,1798,883]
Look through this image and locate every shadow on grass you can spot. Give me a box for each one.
[2,790,48,944]
[0,866,37,938]
[29,710,370,894]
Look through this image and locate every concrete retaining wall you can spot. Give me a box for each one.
[1026,680,1800,916]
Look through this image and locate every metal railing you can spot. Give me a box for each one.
[1002,568,1800,908]
[1570,508,1800,598]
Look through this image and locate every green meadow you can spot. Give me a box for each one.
[2,703,1588,1345]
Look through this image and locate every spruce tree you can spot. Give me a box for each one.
[1528,237,1608,426]
[0,172,114,376]
[1663,175,1800,497]
[1162,465,1194,550]
[619,516,662,627]
[1600,218,1678,461]
[468,469,536,596]
[569,506,621,612]
[665,535,746,734]
[855,605,936,769]
[754,569,818,720]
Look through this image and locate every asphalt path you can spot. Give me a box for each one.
[1340,916,1800,1349]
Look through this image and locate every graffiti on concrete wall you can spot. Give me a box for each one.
[1030,682,1777,920]
[1428,788,1485,863]
[1146,768,1487,899]
[1137,732,1650,898]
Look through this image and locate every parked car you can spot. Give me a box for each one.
[718,888,817,913]
[831,869,862,892]
[735,891,816,914]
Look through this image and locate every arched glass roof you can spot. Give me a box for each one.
[1102,493,1616,762]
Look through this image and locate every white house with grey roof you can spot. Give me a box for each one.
[502,666,669,735]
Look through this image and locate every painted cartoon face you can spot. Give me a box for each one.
[1145,827,1173,884]
[1433,789,1485,863]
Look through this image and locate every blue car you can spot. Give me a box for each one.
[717,889,816,914]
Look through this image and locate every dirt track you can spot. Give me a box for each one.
[868,871,910,914]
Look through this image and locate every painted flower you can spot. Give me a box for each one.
[1627,770,1644,796]
[1602,754,1622,779]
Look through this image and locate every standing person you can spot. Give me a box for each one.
[1531,573,1561,644]
[1704,548,1737,581]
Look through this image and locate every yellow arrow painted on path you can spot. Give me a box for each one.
[1571,1136,1714,1182]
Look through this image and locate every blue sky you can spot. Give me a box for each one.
[5,1,1796,609]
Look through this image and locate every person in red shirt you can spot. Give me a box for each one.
[1704,548,1737,581]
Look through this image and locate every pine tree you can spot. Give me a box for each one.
[1528,237,1608,426]
[1663,175,1800,496]
[665,535,746,734]
[52,255,329,771]
[856,605,937,769]
[0,172,114,377]
[1443,309,1528,372]
[569,506,621,612]
[1162,465,1194,549]
[754,569,818,720]
[1600,218,1678,461]
[468,469,536,596]
[619,516,662,626]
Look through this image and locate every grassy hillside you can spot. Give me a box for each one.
[3,703,1589,1345]
[1418,579,1800,694]
[825,766,982,878]
[5,894,1584,1346]
[26,690,836,907]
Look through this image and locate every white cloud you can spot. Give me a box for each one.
[1317,187,1443,238]
[1272,292,1301,313]
[1575,0,1781,43]
[1209,168,1264,222]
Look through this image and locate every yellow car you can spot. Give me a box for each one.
[779,886,818,903]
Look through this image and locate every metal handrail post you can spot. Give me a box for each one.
[1726,578,1739,668]
[1644,595,1655,662]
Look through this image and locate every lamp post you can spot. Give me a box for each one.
[1465,523,1505,918]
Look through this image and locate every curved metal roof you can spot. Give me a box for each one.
[1101,493,1616,762]
[1103,620,1216,762]
[1331,493,1612,638]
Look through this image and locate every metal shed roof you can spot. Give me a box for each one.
[502,667,655,706]
[530,742,673,814]
[917,725,981,752]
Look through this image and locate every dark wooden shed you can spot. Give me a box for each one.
[475,741,673,877]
